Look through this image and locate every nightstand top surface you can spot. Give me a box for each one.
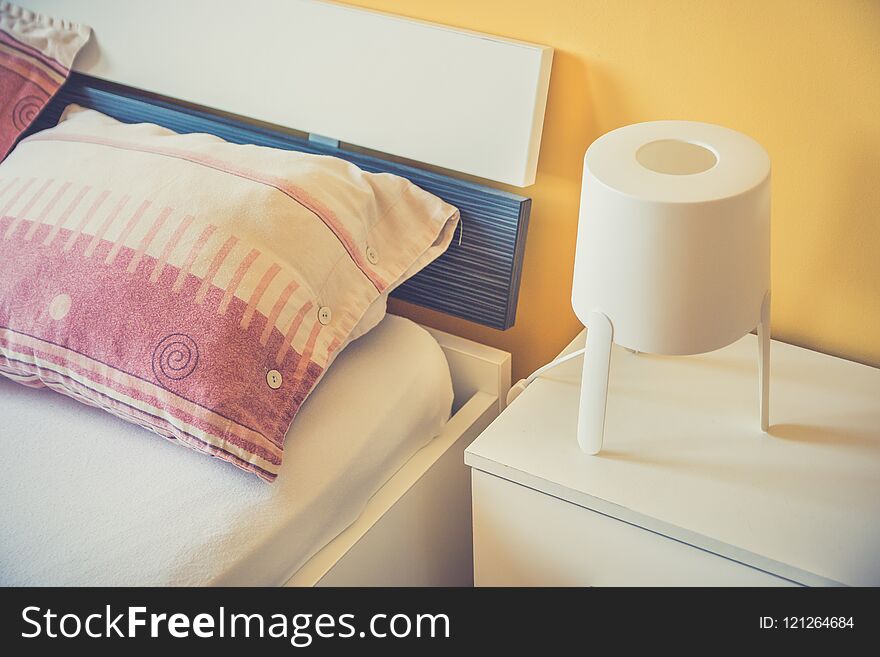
[465,331,880,586]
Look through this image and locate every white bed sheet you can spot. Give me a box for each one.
[0,315,453,585]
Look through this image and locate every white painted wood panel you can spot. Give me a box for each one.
[424,325,511,415]
[22,0,552,186]
[472,470,795,587]
[302,393,497,586]
[284,323,511,586]
[467,332,880,586]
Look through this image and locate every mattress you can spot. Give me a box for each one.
[0,314,453,585]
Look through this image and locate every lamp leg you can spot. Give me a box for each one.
[577,311,614,454]
[758,290,771,432]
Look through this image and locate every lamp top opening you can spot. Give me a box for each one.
[636,139,718,175]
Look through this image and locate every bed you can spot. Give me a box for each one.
[0,0,551,586]
[2,315,452,585]
[1,312,511,586]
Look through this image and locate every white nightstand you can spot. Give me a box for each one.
[465,330,880,586]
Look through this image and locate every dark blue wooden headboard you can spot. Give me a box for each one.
[29,73,531,330]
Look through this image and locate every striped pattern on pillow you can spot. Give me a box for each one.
[0,106,459,481]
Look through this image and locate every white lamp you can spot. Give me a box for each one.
[572,121,771,454]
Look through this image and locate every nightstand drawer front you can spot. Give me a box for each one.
[471,471,795,587]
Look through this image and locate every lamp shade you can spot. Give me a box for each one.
[572,121,771,355]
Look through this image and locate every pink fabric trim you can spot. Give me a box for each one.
[3,177,51,238]
[106,199,150,265]
[240,262,280,330]
[195,234,237,304]
[0,355,278,482]
[84,193,128,257]
[24,180,70,240]
[172,221,213,293]
[0,177,32,218]
[150,211,192,283]
[325,337,342,361]
[261,279,298,346]
[127,206,170,273]
[219,247,260,316]
[43,184,88,246]
[276,300,313,365]
[62,188,109,252]
[290,320,323,387]
[0,176,17,198]
[22,131,388,290]
[0,334,280,465]
[0,47,59,95]
[0,214,339,480]
[0,29,69,77]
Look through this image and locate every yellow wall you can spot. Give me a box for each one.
[350,0,880,380]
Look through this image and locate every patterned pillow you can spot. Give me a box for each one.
[0,106,459,481]
[0,2,90,159]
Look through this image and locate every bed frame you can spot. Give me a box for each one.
[30,73,533,330]
[16,0,551,585]
[24,0,553,330]
[285,324,510,586]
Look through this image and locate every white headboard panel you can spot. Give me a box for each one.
[20,0,552,187]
